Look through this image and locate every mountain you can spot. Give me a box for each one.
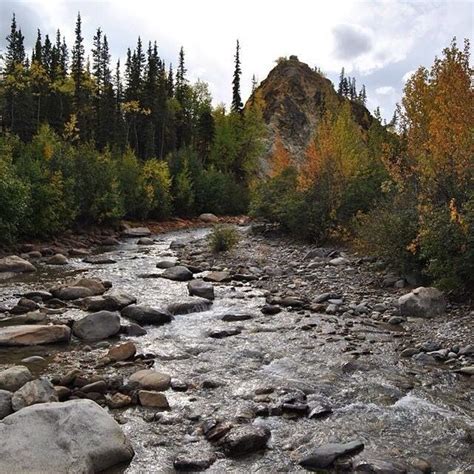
[247,56,372,172]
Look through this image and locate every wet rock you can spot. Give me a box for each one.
[46,253,68,265]
[121,305,172,325]
[220,425,271,456]
[456,366,474,376]
[398,287,446,318]
[329,257,349,266]
[412,352,437,364]
[269,296,306,307]
[0,325,71,346]
[21,356,46,364]
[209,328,241,338]
[121,226,151,238]
[11,378,58,411]
[0,256,36,274]
[222,313,253,322]
[68,248,90,257]
[0,399,134,472]
[400,347,420,358]
[137,237,154,245]
[74,277,108,295]
[121,322,148,336]
[170,239,187,250]
[325,304,338,314]
[0,390,13,419]
[204,271,231,283]
[21,290,53,301]
[101,237,120,246]
[79,293,137,312]
[308,404,333,419]
[427,349,449,360]
[199,213,219,223]
[188,280,215,300]
[171,379,188,392]
[355,459,408,473]
[420,341,441,352]
[10,298,39,314]
[409,458,432,473]
[459,344,474,356]
[173,451,216,471]
[54,386,71,401]
[388,316,404,325]
[108,341,137,361]
[261,304,281,315]
[129,369,171,391]
[106,392,132,409]
[299,440,364,470]
[203,420,233,442]
[81,381,107,393]
[0,367,33,393]
[156,259,178,269]
[51,286,94,300]
[167,297,212,315]
[138,390,169,408]
[161,265,193,281]
[72,311,121,341]
[83,255,117,265]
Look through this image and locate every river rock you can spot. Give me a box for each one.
[167,297,212,315]
[188,280,215,300]
[0,390,12,419]
[398,287,446,318]
[0,366,33,392]
[46,253,68,265]
[299,440,364,470]
[121,323,148,336]
[72,311,121,341]
[222,313,253,322]
[329,257,349,266]
[204,271,231,283]
[121,305,172,325]
[106,392,132,409]
[0,256,36,274]
[459,344,474,356]
[209,328,241,338]
[10,297,39,314]
[355,459,408,473]
[137,237,154,245]
[121,226,151,238]
[74,277,108,295]
[261,304,281,315]
[156,259,178,269]
[21,290,53,301]
[456,366,474,376]
[161,265,193,281]
[174,450,216,471]
[199,213,219,223]
[400,347,420,358]
[21,356,46,364]
[108,341,137,361]
[11,378,58,411]
[83,255,117,265]
[79,293,137,311]
[220,425,271,456]
[51,286,94,300]
[138,390,169,408]
[0,325,71,346]
[129,369,171,391]
[0,399,134,472]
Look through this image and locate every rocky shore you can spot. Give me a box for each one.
[0,219,472,472]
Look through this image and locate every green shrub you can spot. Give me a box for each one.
[142,159,173,220]
[208,225,239,252]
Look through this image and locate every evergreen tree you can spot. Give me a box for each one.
[338,67,345,95]
[71,13,85,100]
[231,40,243,113]
[251,74,258,93]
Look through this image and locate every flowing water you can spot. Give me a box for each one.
[0,227,472,472]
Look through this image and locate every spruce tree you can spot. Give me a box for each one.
[231,39,243,113]
[71,13,85,99]
[338,67,345,95]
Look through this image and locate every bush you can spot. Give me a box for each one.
[208,225,239,252]
[142,159,173,220]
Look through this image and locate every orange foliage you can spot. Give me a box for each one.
[269,133,291,177]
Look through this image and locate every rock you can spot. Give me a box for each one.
[108,341,137,361]
[0,399,134,472]
[0,367,33,392]
[167,297,212,315]
[11,378,58,411]
[54,386,71,401]
[0,390,12,419]
[46,253,68,265]
[261,304,281,315]
[459,344,474,356]
[74,278,108,295]
[388,316,404,325]
[121,305,172,325]
[188,280,215,300]
[420,341,441,352]
[308,404,333,419]
[51,286,94,300]
[170,239,187,250]
[21,290,53,301]
[209,328,241,338]
[174,451,216,471]
[106,392,132,409]
[137,237,154,245]
[204,271,231,283]
[21,356,46,364]
[0,325,71,346]
[329,257,349,266]
[10,297,39,314]
[400,347,419,358]
[68,248,90,257]
[0,255,36,274]
[199,213,219,223]
[398,287,446,318]
[427,349,449,360]
[81,381,107,393]
[170,379,188,392]
[121,226,152,238]
[72,311,121,341]
[220,425,271,456]
[412,352,437,364]
[122,323,147,336]
[355,459,408,473]
[156,259,177,269]
[299,440,364,470]
[456,366,474,376]
[138,390,169,408]
[79,293,137,312]
[325,304,338,314]
[161,265,193,281]
[83,256,117,265]
[222,313,253,322]
[129,369,171,391]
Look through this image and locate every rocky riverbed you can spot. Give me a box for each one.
[0,222,472,472]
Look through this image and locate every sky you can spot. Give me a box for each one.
[1,0,473,119]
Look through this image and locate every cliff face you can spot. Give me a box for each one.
[248,56,372,173]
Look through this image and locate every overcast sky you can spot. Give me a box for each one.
[1,0,472,119]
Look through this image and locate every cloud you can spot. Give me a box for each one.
[332,24,373,60]
[402,69,416,83]
[375,86,395,95]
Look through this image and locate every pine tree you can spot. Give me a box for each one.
[231,40,243,113]
[33,29,42,64]
[251,74,258,93]
[358,84,367,105]
[71,13,85,99]
[338,67,345,95]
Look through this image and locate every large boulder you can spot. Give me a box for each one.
[73,278,107,295]
[129,369,171,391]
[46,253,68,265]
[188,280,215,300]
[11,378,58,411]
[0,390,12,419]
[0,366,33,392]
[121,305,172,325]
[72,311,121,341]
[161,265,193,281]
[199,213,219,223]
[167,297,212,315]
[398,287,446,318]
[121,226,151,238]
[0,256,36,274]
[0,399,134,472]
[51,286,94,300]
[0,325,71,346]
[299,440,364,470]
[79,293,137,312]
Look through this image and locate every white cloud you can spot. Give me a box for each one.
[402,70,416,83]
[375,86,396,95]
